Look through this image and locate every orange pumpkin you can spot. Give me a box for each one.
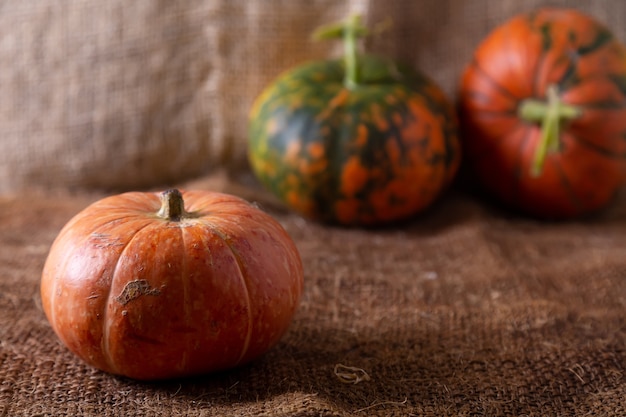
[40,189,304,380]
[459,8,626,218]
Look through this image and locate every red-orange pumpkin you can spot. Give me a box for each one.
[459,8,626,218]
[40,189,304,380]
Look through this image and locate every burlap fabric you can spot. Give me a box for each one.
[0,172,625,416]
[1,0,626,194]
[1,1,626,416]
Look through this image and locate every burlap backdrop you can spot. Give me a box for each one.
[1,0,626,193]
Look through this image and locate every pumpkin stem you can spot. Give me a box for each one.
[518,84,582,177]
[157,189,187,221]
[312,14,370,88]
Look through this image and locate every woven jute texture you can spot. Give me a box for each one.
[1,172,624,416]
[2,0,626,194]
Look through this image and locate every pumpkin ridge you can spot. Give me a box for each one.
[386,104,414,163]
[91,192,160,212]
[470,124,532,207]
[315,89,350,123]
[608,74,626,97]
[461,88,518,113]
[467,109,518,118]
[312,89,354,216]
[252,60,343,116]
[579,101,626,110]
[197,220,253,366]
[537,22,552,52]
[470,59,522,101]
[102,221,159,374]
[569,131,626,159]
[178,223,191,372]
[44,225,100,363]
[557,73,626,106]
[555,57,580,92]
[56,204,143,247]
[554,159,585,214]
[512,127,535,207]
[531,22,552,96]
[577,26,614,56]
[82,214,142,232]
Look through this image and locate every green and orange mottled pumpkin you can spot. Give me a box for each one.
[248,16,460,226]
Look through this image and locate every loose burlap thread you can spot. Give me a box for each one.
[0,172,624,416]
[1,0,626,193]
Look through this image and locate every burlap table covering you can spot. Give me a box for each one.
[1,172,624,416]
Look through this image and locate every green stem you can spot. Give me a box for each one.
[344,15,361,88]
[312,14,369,89]
[518,85,582,177]
[157,189,187,221]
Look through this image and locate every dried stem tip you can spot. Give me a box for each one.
[157,189,187,221]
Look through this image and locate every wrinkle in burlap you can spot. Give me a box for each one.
[2,0,626,193]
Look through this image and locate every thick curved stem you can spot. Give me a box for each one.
[157,189,187,221]
[518,85,582,177]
